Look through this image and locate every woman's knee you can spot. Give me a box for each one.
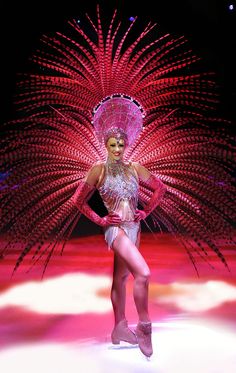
[135,268,151,283]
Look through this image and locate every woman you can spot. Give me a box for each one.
[73,105,166,358]
[0,7,234,359]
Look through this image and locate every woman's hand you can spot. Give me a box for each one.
[134,209,147,222]
[102,212,122,227]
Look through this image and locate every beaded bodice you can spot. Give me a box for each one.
[98,160,139,222]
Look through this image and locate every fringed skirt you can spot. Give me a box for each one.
[104,221,140,250]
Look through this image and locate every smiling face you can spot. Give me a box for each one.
[106,137,126,162]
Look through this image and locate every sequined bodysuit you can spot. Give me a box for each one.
[98,160,140,249]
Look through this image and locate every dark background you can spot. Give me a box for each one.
[1,0,235,235]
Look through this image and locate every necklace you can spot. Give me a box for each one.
[106,158,128,177]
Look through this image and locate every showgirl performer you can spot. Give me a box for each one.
[0,5,235,358]
[72,95,166,357]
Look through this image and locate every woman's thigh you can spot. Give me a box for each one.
[112,228,150,277]
[112,252,130,279]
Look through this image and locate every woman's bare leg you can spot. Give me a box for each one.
[112,229,151,322]
[111,253,130,325]
[111,230,140,324]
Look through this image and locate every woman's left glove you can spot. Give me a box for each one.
[137,174,167,219]
[134,209,147,222]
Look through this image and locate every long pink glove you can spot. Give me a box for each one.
[135,174,166,221]
[73,181,121,227]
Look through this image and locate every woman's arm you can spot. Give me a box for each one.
[133,162,167,221]
[72,163,121,227]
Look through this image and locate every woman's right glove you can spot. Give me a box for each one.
[72,181,121,227]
